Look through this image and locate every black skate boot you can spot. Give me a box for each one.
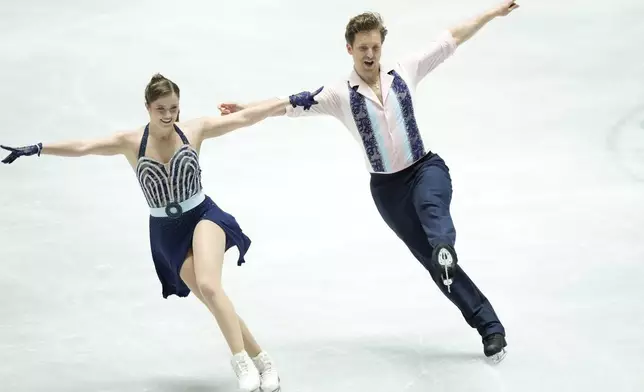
[432,244,458,293]
[483,333,507,364]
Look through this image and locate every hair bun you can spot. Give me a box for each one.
[144,73,180,105]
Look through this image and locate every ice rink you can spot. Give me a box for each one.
[1,0,643,391]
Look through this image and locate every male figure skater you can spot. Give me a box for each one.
[219,0,520,362]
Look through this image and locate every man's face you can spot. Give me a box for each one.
[347,29,383,75]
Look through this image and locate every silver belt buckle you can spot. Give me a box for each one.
[165,201,183,218]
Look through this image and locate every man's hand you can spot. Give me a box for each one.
[450,1,519,45]
[492,0,519,17]
[217,87,323,117]
[217,103,246,116]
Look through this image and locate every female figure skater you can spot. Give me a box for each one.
[1,73,322,392]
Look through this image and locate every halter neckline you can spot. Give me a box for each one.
[137,123,190,160]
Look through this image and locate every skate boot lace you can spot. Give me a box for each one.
[261,356,275,376]
[233,357,250,377]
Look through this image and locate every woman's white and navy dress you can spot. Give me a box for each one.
[136,123,251,298]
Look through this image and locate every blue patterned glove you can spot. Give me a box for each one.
[1,143,43,164]
[289,86,324,110]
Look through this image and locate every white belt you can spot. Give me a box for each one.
[150,191,206,218]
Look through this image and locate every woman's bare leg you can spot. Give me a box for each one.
[179,249,262,357]
[187,220,242,354]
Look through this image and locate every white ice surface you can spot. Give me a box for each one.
[1,0,644,391]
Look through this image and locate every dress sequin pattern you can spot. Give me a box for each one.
[136,124,203,208]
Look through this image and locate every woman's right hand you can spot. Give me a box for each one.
[1,143,42,164]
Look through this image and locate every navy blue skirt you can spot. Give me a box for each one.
[148,195,251,298]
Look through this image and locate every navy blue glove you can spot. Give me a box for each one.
[1,143,43,164]
[289,86,324,110]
